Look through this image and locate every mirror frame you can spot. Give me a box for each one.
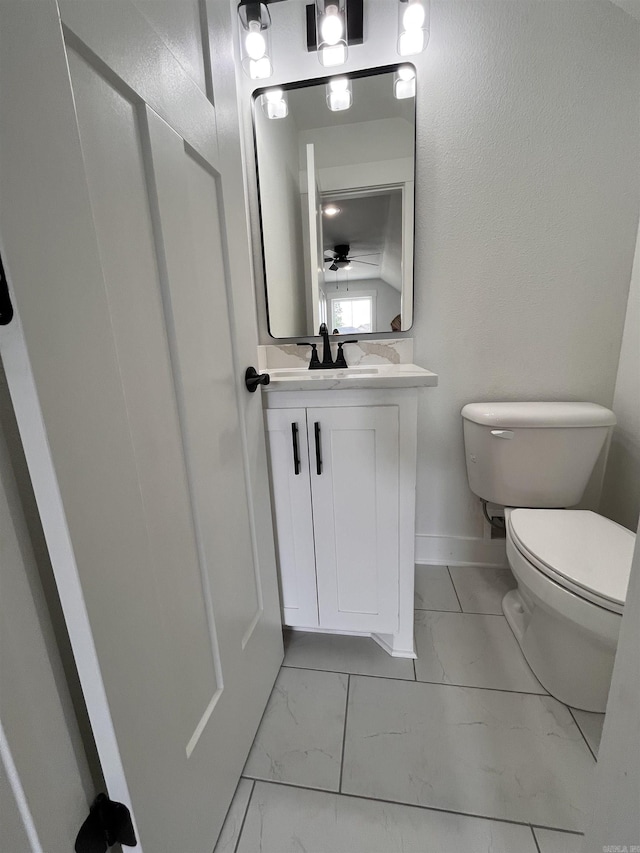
[251,64,417,340]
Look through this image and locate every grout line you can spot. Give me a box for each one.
[231,779,255,853]
[415,606,508,617]
[280,664,551,698]
[530,824,584,836]
[530,824,542,853]
[567,706,598,762]
[280,663,414,682]
[338,674,351,793]
[446,565,465,612]
[241,778,583,835]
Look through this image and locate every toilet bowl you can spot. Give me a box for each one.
[502,508,634,712]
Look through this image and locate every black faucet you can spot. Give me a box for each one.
[298,326,358,370]
[318,323,333,367]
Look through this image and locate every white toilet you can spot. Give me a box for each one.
[461,402,636,713]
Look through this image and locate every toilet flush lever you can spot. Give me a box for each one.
[491,429,514,439]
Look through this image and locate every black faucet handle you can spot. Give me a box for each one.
[297,341,320,370]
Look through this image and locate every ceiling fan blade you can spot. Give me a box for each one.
[329,262,339,271]
[349,252,382,258]
[351,260,379,266]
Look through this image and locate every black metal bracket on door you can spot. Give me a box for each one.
[0,253,14,326]
[314,421,322,475]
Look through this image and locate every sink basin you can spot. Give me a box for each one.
[262,363,438,391]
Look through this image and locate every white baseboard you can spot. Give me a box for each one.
[415,534,508,569]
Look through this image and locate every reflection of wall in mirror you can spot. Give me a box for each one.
[255,104,307,337]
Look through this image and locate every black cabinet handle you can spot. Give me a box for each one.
[245,366,270,392]
[314,421,322,475]
[291,422,300,476]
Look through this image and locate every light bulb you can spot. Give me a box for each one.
[329,77,349,93]
[320,44,347,67]
[397,65,416,81]
[328,90,351,110]
[398,28,424,56]
[245,22,266,60]
[402,1,425,31]
[323,205,341,216]
[263,88,287,119]
[249,57,272,79]
[320,5,343,46]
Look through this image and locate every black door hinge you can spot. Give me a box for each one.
[0,253,14,326]
[75,793,137,852]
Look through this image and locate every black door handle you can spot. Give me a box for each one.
[314,421,322,475]
[291,422,300,475]
[245,366,270,392]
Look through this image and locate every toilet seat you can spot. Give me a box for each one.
[507,509,634,615]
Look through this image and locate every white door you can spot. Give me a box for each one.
[309,406,400,633]
[0,3,282,851]
[265,409,319,628]
[306,143,325,333]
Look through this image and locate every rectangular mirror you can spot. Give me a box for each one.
[253,65,416,338]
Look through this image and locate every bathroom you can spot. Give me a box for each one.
[0,1,638,852]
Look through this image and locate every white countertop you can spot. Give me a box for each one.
[262,363,438,392]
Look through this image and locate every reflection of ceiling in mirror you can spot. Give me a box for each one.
[286,73,414,132]
[322,189,402,289]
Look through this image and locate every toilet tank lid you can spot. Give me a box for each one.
[461,402,616,428]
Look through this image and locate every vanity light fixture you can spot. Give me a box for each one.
[262,88,288,119]
[397,0,429,56]
[326,77,352,111]
[323,204,341,216]
[238,0,273,79]
[306,0,362,68]
[394,65,416,99]
[316,1,348,67]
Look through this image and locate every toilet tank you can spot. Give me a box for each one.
[461,402,616,508]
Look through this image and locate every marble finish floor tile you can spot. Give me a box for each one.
[236,781,539,853]
[570,708,605,757]
[449,566,516,614]
[414,610,547,693]
[243,667,347,791]
[213,778,253,853]
[414,565,461,611]
[342,676,594,831]
[533,827,584,853]
[283,630,415,680]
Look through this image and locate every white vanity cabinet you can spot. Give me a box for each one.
[264,387,422,658]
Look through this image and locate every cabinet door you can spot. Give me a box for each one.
[266,408,319,627]
[309,406,399,634]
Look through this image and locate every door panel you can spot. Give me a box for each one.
[0,3,282,851]
[266,409,319,627]
[309,406,400,633]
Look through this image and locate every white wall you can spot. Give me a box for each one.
[298,117,413,170]
[255,104,308,337]
[240,0,640,562]
[600,219,640,532]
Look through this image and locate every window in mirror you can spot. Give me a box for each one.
[253,65,415,338]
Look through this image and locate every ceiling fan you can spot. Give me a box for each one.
[324,244,380,272]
